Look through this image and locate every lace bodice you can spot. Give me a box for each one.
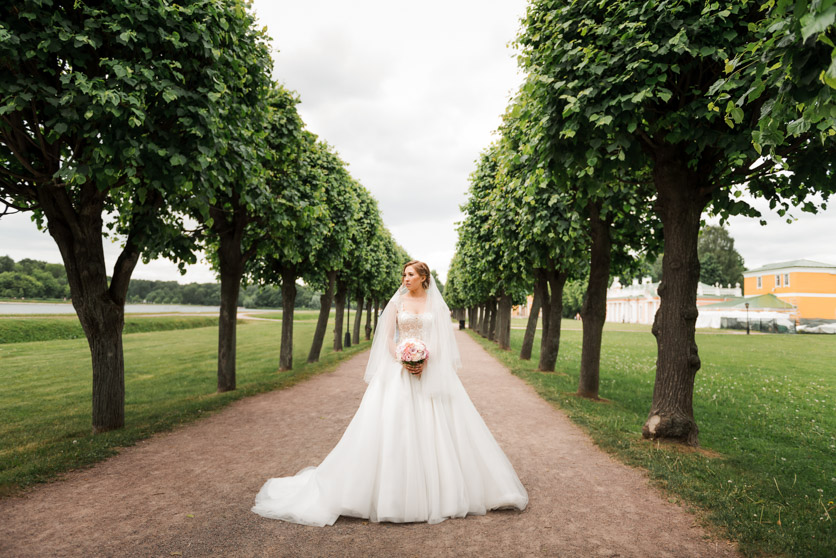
[397,309,433,342]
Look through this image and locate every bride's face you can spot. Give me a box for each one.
[402,266,426,294]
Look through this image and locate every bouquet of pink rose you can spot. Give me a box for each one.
[396,338,429,367]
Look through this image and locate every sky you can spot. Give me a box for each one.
[1,0,834,284]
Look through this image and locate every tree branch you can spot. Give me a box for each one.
[636,128,658,151]
[0,119,42,179]
[29,100,49,162]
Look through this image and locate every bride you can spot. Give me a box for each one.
[252,260,528,525]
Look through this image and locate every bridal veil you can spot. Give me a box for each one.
[363,275,461,397]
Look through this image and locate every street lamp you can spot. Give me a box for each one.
[745,302,750,335]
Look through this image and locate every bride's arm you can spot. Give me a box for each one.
[384,304,399,361]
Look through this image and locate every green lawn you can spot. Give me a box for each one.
[0,313,367,496]
[509,315,734,333]
[470,320,835,558]
[0,315,224,344]
[247,309,323,321]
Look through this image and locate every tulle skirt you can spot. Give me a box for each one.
[251,359,528,526]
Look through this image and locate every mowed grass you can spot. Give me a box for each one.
[470,320,835,558]
[246,309,322,321]
[0,312,369,496]
[0,315,223,344]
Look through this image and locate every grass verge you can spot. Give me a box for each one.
[469,320,834,558]
[0,315,368,496]
[0,315,228,344]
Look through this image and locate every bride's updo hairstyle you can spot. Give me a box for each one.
[403,260,431,289]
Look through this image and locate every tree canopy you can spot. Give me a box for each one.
[448,0,836,445]
[698,225,746,287]
[0,0,404,431]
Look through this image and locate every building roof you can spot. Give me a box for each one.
[744,259,836,274]
[701,293,795,309]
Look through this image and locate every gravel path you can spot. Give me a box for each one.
[0,331,739,557]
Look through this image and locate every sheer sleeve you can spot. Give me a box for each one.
[363,288,402,384]
[387,301,399,361]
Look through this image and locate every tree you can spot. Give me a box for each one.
[698,225,745,287]
[698,253,725,287]
[517,0,836,444]
[194,27,276,393]
[305,145,360,363]
[342,190,386,347]
[0,0,271,432]
[717,0,836,155]
[560,280,585,319]
[0,271,41,298]
[246,129,331,371]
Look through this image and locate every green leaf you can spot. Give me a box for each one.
[169,153,187,166]
[786,118,811,136]
[800,6,836,41]
[724,59,735,74]
[823,57,836,90]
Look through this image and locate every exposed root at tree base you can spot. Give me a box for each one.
[536,369,569,377]
[571,392,612,403]
[642,437,724,458]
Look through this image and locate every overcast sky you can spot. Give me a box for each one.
[1,0,834,284]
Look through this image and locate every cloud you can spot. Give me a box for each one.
[252,0,528,280]
[719,197,836,269]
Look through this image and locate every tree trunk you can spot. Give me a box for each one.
[538,269,568,372]
[52,225,127,430]
[279,266,297,371]
[37,184,144,433]
[521,270,545,360]
[481,302,491,337]
[373,299,380,333]
[343,294,351,348]
[497,293,512,350]
[308,270,336,363]
[578,201,612,399]
[468,306,475,329]
[216,248,243,393]
[87,311,127,432]
[643,149,708,446]
[333,278,347,351]
[209,198,251,394]
[477,303,484,335]
[487,298,498,341]
[494,299,504,344]
[540,275,552,358]
[364,299,373,340]
[352,294,364,344]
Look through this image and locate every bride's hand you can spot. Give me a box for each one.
[404,361,425,376]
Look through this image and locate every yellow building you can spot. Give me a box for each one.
[742,259,836,321]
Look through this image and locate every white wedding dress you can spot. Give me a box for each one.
[252,290,528,526]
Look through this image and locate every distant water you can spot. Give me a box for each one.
[0,302,270,315]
